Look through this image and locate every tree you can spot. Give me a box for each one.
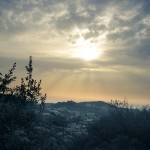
[0,63,16,94]
[0,56,47,150]
[0,56,46,106]
[14,56,46,106]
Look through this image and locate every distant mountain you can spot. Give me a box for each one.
[45,100,115,115]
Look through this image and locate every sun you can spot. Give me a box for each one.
[73,38,101,61]
[75,47,100,61]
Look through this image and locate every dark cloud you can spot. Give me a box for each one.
[133,38,150,58]
[107,29,135,41]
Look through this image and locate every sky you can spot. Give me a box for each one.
[0,0,150,104]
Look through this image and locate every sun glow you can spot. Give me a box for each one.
[73,38,101,61]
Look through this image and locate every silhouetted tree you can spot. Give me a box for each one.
[110,99,129,108]
[14,56,46,106]
[0,63,16,94]
[0,57,48,150]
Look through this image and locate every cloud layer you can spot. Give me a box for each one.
[0,0,150,104]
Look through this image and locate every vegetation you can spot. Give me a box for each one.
[1,57,150,150]
[0,56,46,105]
[0,57,55,150]
[0,57,73,150]
[0,63,16,94]
[72,100,150,150]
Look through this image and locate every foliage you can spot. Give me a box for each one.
[0,93,70,150]
[110,99,129,108]
[72,101,150,150]
[0,63,16,94]
[0,56,46,106]
[0,57,45,149]
[0,57,69,150]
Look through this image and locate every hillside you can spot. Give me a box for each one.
[46,100,114,114]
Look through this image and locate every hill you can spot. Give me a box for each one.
[46,100,115,115]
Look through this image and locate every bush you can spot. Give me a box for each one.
[0,57,47,150]
[0,56,46,106]
[72,102,150,150]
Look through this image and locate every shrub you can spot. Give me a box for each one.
[0,56,47,149]
[0,56,46,106]
[72,101,150,150]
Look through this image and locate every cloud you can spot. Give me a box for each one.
[1,0,150,103]
[0,0,148,42]
[1,0,150,61]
